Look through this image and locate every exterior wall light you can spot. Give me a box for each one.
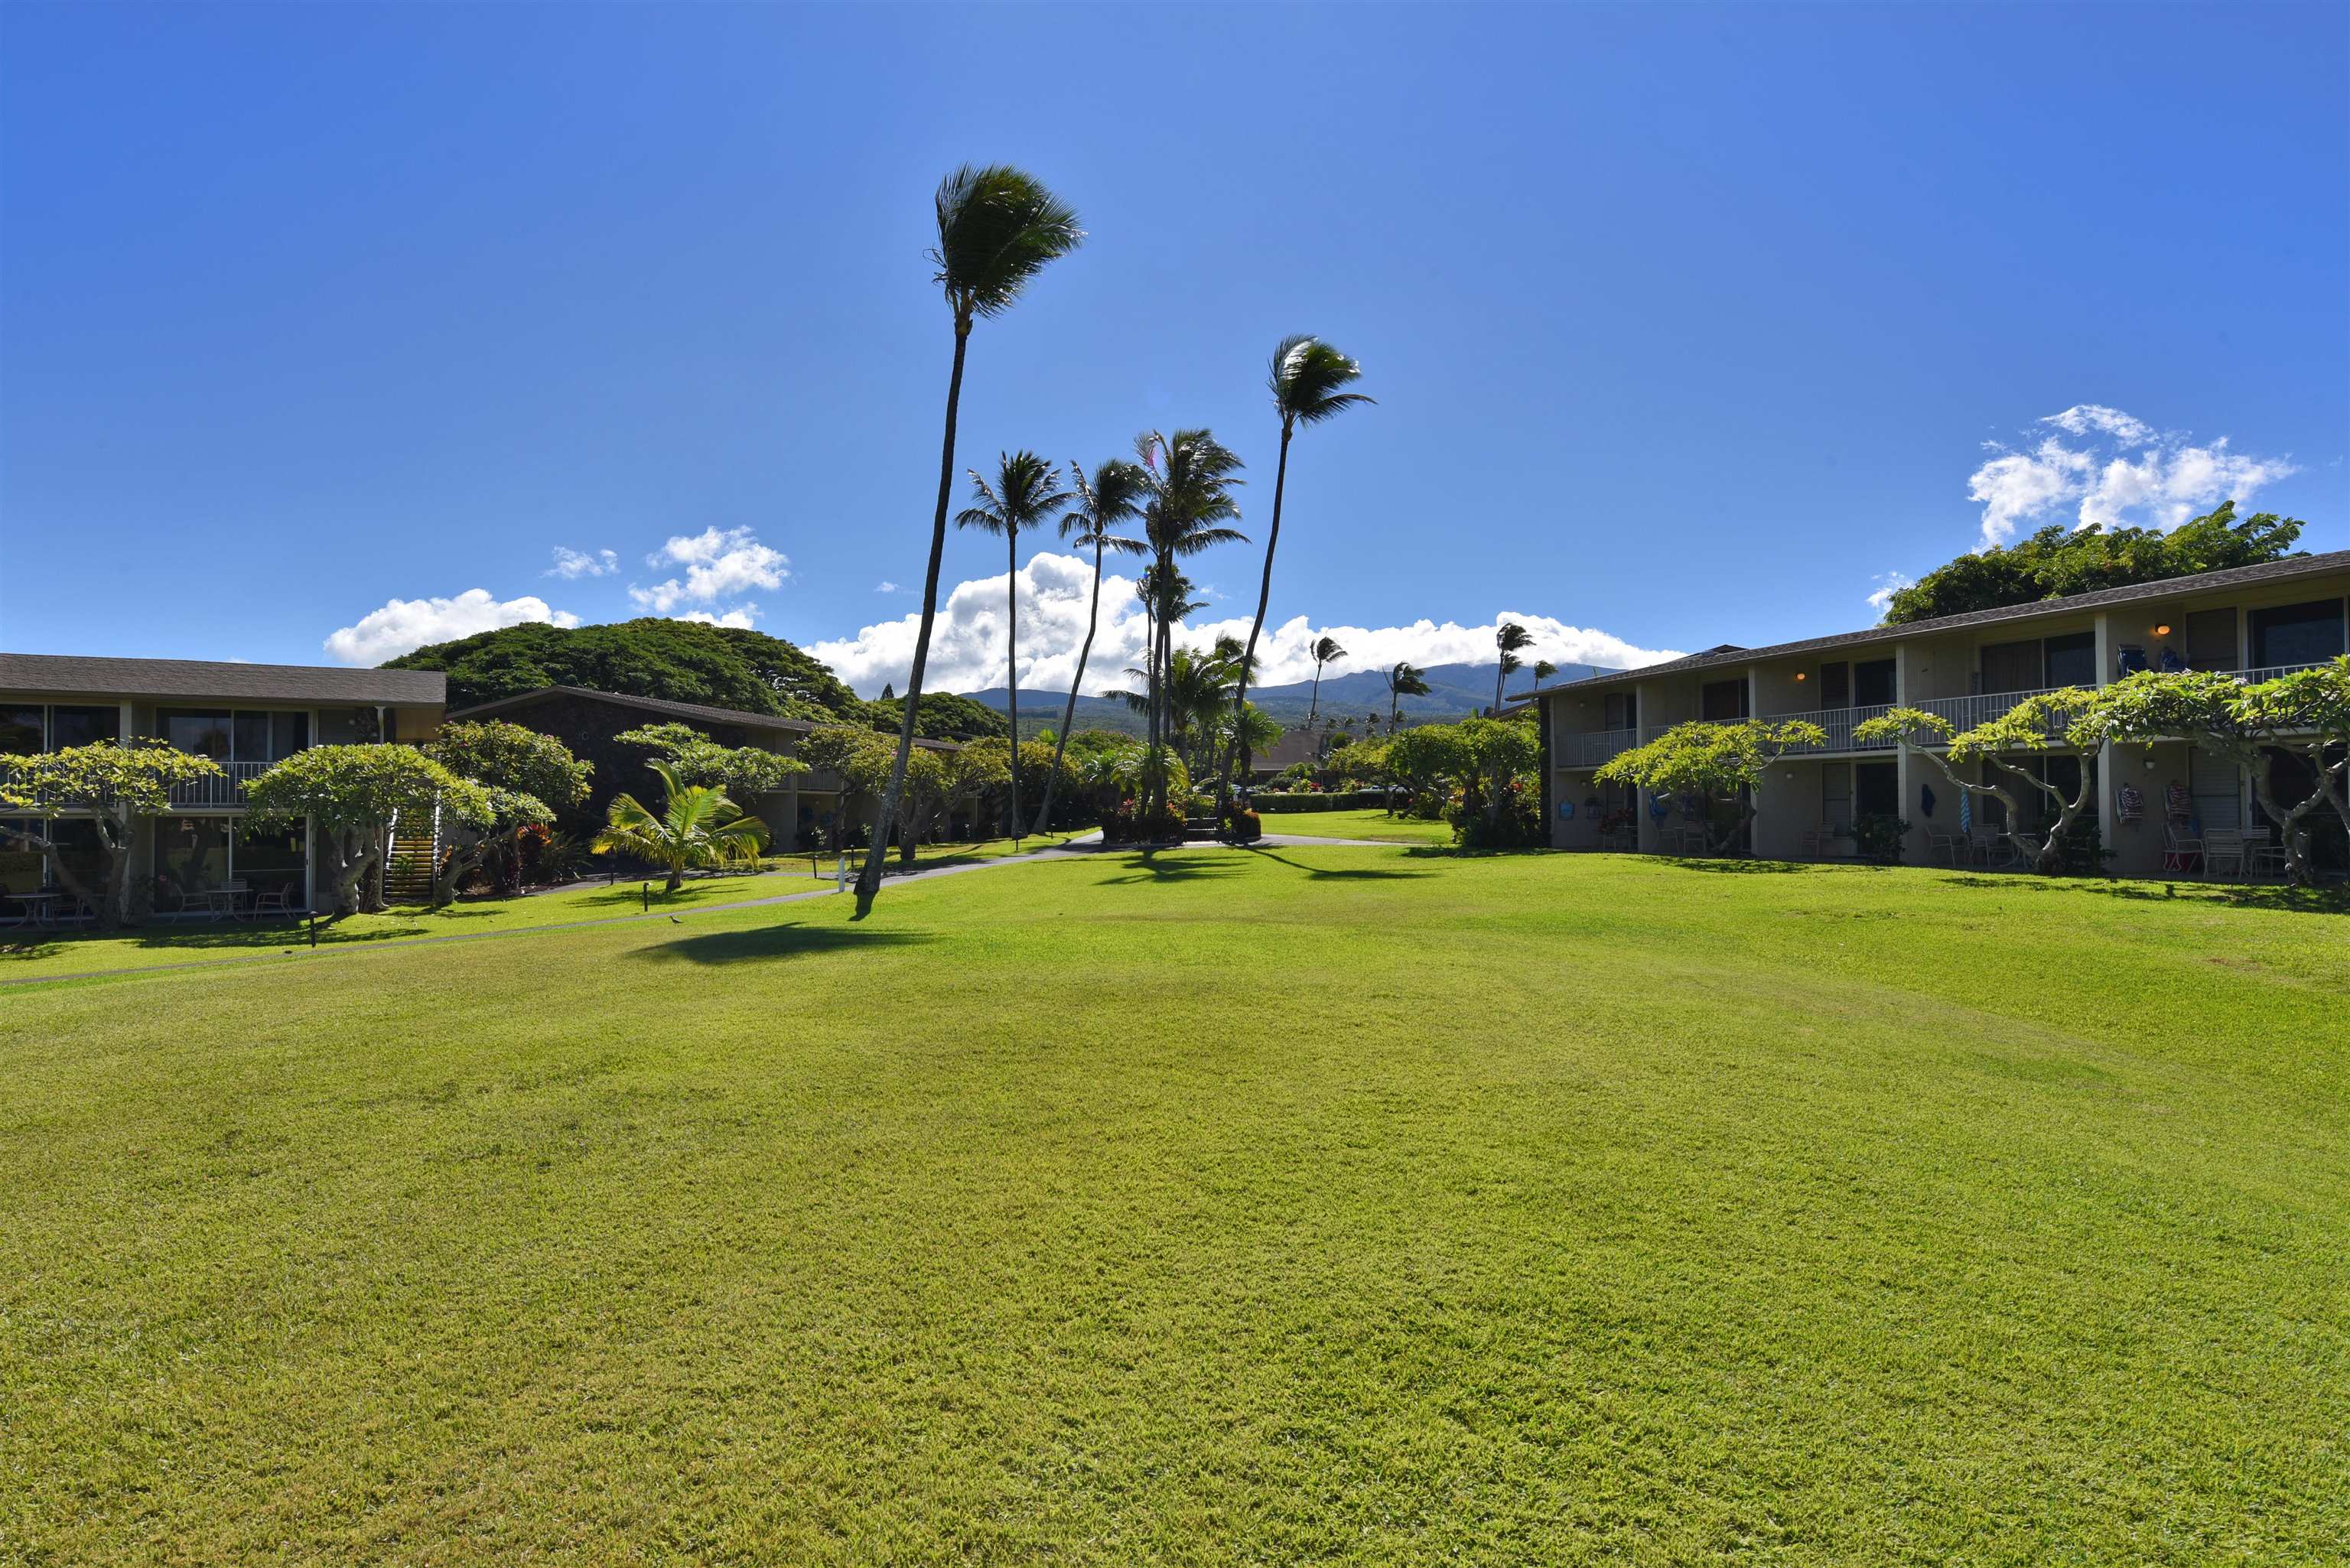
[1794,671,1807,681]
[2154,624,2171,636]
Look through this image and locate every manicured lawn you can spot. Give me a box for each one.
[0,831,1084,984]
[5,849,2347,1563]
[1255,805,1456,843]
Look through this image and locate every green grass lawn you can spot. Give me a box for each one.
[6,848,2347,1563]
[1255,805,1456,843]
[0,831,1084,984]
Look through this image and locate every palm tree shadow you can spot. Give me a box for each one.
[1098,851,1241,886]
[1671,857,1807,874]
[1940,873,2350,915]
[1245,848,1430,880]
[637,921,937,965]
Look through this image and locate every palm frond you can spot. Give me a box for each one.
[1270,335,1375,427]
[931,164,1084,322]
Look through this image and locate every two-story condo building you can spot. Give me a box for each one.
[1518,551,2350,877]
[0,654,447,912]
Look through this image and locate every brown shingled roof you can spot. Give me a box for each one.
[0,652,445,705]
[1511,549,2350,701]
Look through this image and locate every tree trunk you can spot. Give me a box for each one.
[857,321,969,916]
[1006,525,1022,846]
[1219,419,1292,833]
[1308,664,1322,725]
[2249,763,2328,886]
[666,866,685,893]
[1032,538,1102,838]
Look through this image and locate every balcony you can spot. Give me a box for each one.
[1554,727,1639,768]
[169,760,270,808]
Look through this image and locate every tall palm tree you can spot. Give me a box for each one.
[1134,429,1245,815]
[1533,659,1557,688]
[1218,337,1372,830]
[1307,635,1346,724]
[1382,659,1431,730]
[955,450,1070,847]
[592,761,769,893]
[1032,458,1147,836]
[1492,622,1534,714]
[857,164,1082,917]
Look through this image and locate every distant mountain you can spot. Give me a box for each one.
[962,659,1614,739]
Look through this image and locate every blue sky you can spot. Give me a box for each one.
[3,2,2343,695]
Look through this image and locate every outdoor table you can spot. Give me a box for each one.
[4,891,60,929]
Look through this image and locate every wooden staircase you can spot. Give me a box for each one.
[382,803,441,905]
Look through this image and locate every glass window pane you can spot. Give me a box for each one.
[154,817,231,896]
[1980,641,2040,694]
[1854,659,1897,707]
[272,712,310,758]
[48,706,119,749]
[0,708,41,754]
[2184,609,2238,672]
[2044,632,2096,688]
[2248,599,2348,669]
[233,713,272,762]
[234,821,307,904]
[0,823,44,894]
[159,710,232,760]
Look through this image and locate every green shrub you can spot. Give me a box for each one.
[1248,789,1387,814]
[1224,808,1263,844]
[1852,814,1910,864]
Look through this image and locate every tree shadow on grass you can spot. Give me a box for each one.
[1669,857,1811,874]
[1097,851,1244,886]
[1938,873,2350,915]
[1,919,433,961]
[637,921,937,966]
[1245,848,1431,881]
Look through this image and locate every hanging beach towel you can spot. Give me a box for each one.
[1649,793,1671,822]
[1557,800,1575,821]
[1959,791,1972,834]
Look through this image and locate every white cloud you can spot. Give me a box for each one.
[546,546,618,579]
[807,551,1683,698]
[324,590,578,665]
[630,527,788,613]
[672,607,760,629]
[1965,407,2295,548]
[1864,570,1915,613]
[875,581,901,594]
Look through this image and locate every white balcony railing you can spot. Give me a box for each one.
[1554,727,1639,768]
[169,760,271,808]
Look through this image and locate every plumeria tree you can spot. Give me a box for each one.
[244,745,486,915]
[1851,708,2030,860]
[422,720,593,900]
[0,740,223,927]
[1940,688,2114,873]
[2103,663,2350,883]
[1597,717,1830,856]
[615,722,807,799]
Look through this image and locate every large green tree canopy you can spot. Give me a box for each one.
[385,620,866,721]
[1880,502,2305,626]
[859,691,1010,741]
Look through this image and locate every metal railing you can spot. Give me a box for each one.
[1554,727,1639,768]
[168,760,271,808]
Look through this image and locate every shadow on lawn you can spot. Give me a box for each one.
[639,921,936,965]
[1668,857,1810,874]
[1245,848,1430,881]
[1097,851,1243,886]
[1939,873,2350,915]
[1,917,431,961]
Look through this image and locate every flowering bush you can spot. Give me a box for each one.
[1223,808,1263,844]
[1101,800,1187,845]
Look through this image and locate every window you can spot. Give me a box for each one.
[0,708,41,753]
[1856,761,1899,818]
[49,706,118,749]
[1818,662,1850,709]
[2185,609,2238,672]
[272,712,310,759]
[1603,691,1637,730]
[154,817,231,895]
[1979,640,2040,695]
[2248,598,2347,670]
[1701,679,1748,721]
[1854,659,1896,707]
[0,824,42,895]
[235,821,307,901]
[160,710,233,760]
[2043,632,2095,688]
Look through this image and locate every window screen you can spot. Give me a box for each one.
[2184,609,2238,672]
[1979,640,2041,695]
[2043,632,2095,688]
[2248,599,2347,670]
[1854,659,1896,706]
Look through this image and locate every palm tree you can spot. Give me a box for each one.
[1533,659,1557,688]
[955,450,1070,847]
[1032,458,1147,836]
[1134,429,1245,815]
[593,760,770,893]
[1492,622,1534,714]
[1382,659,1431,730]
[857,164,1082,917]
[1219,337,1372,830]
[1307,635,1347,724]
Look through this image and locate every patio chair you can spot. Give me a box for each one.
[2244,828,2290,880]
[1798,823,1834,859]
[252,880,301,918]
[2202,828,2247,882]
[1925,830,1966,867]
[2160,824,2203,876]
